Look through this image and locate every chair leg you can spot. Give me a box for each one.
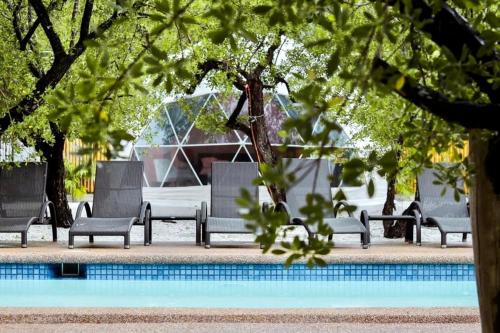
[21,232,27,248]
[205,232,211,249]
[362,232,369,249]
[416,223,422,246]
[144,218,149,246]
[149,218,153,245]
[404,221,414,244]
[202,223,206,243]
[89,235,94,243]
[68,233,74,249]
[441,233,447,249]
[51,220,57,242]
[462,233,467,242]
[124,233,130,249]
[195,211,201,246]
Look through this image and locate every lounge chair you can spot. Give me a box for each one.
[68,161,151,249]
[199,162,259,249]
[0,163,57,248]
[276,158,369,248]
[406,165,471,248]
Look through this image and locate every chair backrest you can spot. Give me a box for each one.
[0,163,47,218]
[417,165,469,218]
[92,161,143,218]
[283,158,334,218]
[211,162,258,218]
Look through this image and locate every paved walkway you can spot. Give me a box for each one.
[0,240,473,264]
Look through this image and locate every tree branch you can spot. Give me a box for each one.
[388,0,499,103]
[254,33,283,76]
[19,1,61,50]
[78,0,93,43]
[373,56,500,132]
[274,75,295,102]
[19,18,40,50]
[68,0,80,48]
[1,4,135,133]
[29,0,66,59]
[226,91,251,136]
[186,59,247,94]
[10,1,24,45]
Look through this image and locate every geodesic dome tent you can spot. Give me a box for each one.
[131,92,352,187]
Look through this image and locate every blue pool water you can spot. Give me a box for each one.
[0,280,477,308]
[0,263,478,308]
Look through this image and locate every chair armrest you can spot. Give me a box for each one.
[262,201,273,213]
[274,201,293,225]
[333,200,354,218]
[200,201,208,223]
[139,201,152,225]
[38,201,57,225]
[274,201,291,215]
[407,200,425,222]
[76,202,92,219]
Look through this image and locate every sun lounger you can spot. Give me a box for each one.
[0,163,57,247]
[68,161,151,249]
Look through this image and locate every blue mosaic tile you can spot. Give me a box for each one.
[0,263,56,280]
[0,263,476,281]
[84,263,475,281]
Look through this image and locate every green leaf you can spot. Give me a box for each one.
[155,0,170,13]
[326,50,340,76]
[394,76,405,90]
[313,257,327,267]
[253,5,273,14]
[129,62,143,78]
[86,56,98,75]
[352,24,372,38]
[208,29,227,44]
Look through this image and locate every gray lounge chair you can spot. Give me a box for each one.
[0,163,57,248]
[199,162,259,249]
[276,158,369,248]
[68,161,151,249]
[406,165,471,248]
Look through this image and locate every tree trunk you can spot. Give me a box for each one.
[246,76,284,202]
[36,126,73,228]
[381,175,406,238]
[382,137,406,238]
[469,131,500,333]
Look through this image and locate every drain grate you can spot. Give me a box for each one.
[60,263,83,277]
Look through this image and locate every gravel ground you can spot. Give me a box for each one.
[0,323,481,333]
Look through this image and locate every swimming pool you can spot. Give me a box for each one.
[0,263,478,308]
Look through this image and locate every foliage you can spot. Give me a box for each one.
[64,160,91,199]
[2,0,498,265]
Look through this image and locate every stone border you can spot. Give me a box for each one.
[0,308,479,324]
[0,252,474,264]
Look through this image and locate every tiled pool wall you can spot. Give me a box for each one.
[0,263,476,281]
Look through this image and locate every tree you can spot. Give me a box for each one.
[0,0,160,226]
[234,0,498,331]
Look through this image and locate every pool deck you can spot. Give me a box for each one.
[0,241,474,264]
[0,242,477,329]
[0,307,480,325]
